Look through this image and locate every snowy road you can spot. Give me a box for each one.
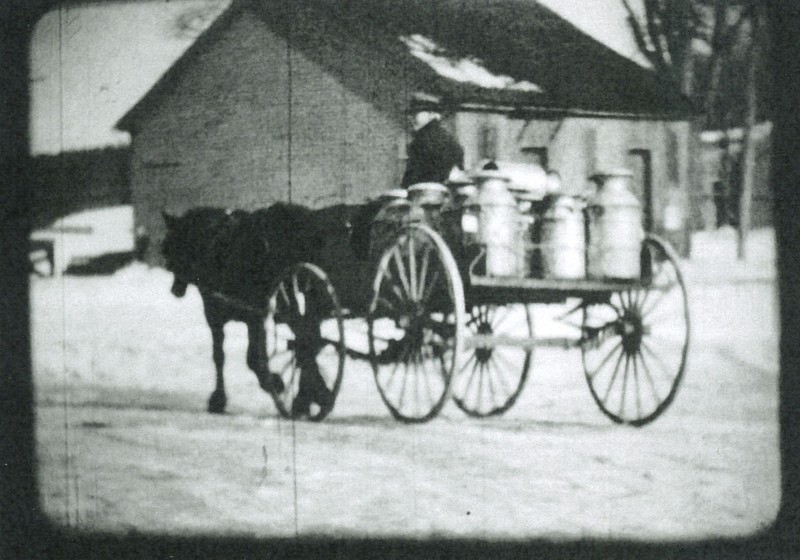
[31,228,780,540]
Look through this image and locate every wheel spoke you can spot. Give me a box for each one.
[374,295,400,315]
[490,306,512,331]
[607,298,625,318]
[467,307,483,328]
[602,347,626,403]
[620,289,633,311]
[410,350,420,418]
[278,282,291,310]
[420,346,436,411]
[476,360,487,412]
[619,353,630,418]
[460,354,481,401]
[279,356,294,376]
[382,352,404,393]
[380,268,408,307]
[291,273,304,316]
[408,233,418,301]
[391,246,412,301]
[586,339,623,379]
[458,351,478,375]
[421,269,441,305]
[633,352,643,418]
[640,285,674,318]
[638,260,677,312]
[640,339,675,383]
[636,351,662,406]
[489,352,515,397]
[300,271,311,294]
[484,358,499,410]
[417,244,431,301]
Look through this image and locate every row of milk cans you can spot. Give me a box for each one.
[468,169,644,281]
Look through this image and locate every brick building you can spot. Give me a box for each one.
[116,0,695,262]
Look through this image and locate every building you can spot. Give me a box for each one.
[116,0,696,262]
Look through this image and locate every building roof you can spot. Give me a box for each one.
[117,0,694,132]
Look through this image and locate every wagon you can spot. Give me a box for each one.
[263,183,689,426]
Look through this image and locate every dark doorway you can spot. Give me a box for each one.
[628,149,654,232]
[520,146,548,168]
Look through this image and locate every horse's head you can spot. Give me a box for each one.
[161,211,192,298]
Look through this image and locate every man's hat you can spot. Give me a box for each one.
[408,92,442,113]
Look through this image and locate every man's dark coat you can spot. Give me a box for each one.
[400,119,465,187]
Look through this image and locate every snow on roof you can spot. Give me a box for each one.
[400,34,542,93]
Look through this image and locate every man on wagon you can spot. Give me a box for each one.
[400,100,465,188]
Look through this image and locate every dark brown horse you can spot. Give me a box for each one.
[161,202,377,416]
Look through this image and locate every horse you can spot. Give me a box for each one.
[161,201,378,417]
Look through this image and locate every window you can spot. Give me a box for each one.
[478,123,498,161]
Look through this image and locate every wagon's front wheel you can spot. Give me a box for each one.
[265,263,345,422]
[581,234,689,426]
[368,224,465,423]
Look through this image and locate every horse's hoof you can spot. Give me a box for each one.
[313,387,334,409]
[208,391,227,414]
[291,393,311,419]
[260,373,285,394]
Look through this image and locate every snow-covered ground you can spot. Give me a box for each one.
[30,225,780,540]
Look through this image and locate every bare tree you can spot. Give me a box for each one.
[736,0,764,260]
[621,0,703,95]
[623,0,768,259]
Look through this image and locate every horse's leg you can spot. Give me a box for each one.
[202,300,228,414]
[292,300,333,417]
[247,319,285,394]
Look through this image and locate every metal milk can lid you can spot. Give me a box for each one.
[407,182,448,205]
[473,171,516,206]
[543,194,584,219]
[378,188,408,201]
[587,169,640,209]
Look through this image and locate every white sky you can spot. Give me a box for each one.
[29,0,230,154]
[28,0,644,155]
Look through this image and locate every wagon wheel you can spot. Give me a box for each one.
[452,305,534,417]
[265,263,345,421]
[580,234,689,426]
[368,223,465,423]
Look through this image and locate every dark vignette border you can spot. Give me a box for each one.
[1,1,798,558]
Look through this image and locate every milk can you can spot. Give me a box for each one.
[407,181,449,228]
[586,169,644,280]
[473,171,520,277]
[370,189,412,257]
[540,195,586,279]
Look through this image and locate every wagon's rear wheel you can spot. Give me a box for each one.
[368,224,465,423]
[581,234,689,426]
[452,304,534,417]
[265,263,345,421]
